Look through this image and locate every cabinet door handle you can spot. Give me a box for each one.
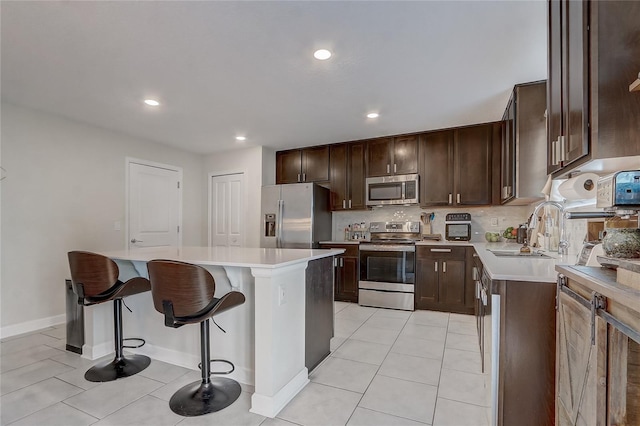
[473,266,478,281]
[343,199,346,209]
[334,257,338,267]
[443,261,447,273]
[348,199,352,208]
[558,135,566,163]
[340,258,344,267]
[448,193,452,204]
[394,163,397,173]
[297,173,301,182]
[386,164,390,174]
[434,262,438,272]
[430,248,452,253]
[302,173,306,181]
[456,194,461,204]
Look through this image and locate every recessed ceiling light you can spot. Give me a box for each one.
[367,112,380,119]
[235,136,246,142]
[144,99,160,106]
[313,49,332,60]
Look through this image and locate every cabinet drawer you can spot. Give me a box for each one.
[418,246,466,259]
[320,244,359,257]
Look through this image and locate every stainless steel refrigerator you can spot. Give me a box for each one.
[260,183,331,249]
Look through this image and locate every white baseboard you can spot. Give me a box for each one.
[250,368,309,418]
[81,341,113,360]
[0,314,66,339]
[134,343,255,386]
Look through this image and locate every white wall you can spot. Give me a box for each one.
[203,146,273,248]
[1,103,205,333]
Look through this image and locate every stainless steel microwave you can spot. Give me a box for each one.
[366,174,419,206]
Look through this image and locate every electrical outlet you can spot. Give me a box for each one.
[278,285,286,305]
[490,217,498,227]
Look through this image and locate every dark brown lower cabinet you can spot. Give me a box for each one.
[319,244,358,303]
[415,246,473,314]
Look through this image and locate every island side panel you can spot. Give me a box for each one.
[305,256,334,371]
[250,262,309,418]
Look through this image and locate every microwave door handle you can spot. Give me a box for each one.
[401,182,406,199]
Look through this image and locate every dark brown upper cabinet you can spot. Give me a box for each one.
[501,81,548,205]
[547,0,640,176]
[366,135,418,177]
[276,146,329,184]
[329,142,366,211]
[419,123,496,207]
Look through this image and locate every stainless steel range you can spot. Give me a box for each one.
[358,221,420,311]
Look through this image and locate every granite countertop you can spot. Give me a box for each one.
[319,241,364,245]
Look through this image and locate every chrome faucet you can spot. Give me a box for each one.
[528,201,569,255]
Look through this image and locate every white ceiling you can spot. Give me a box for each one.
[1,1,547,155]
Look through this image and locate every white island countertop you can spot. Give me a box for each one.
[101,246,344,269]
[418,241,578,283]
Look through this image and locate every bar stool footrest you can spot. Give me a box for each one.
[123,337,146,349]
[198,359,235,375]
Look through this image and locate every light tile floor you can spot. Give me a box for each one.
[0,303,490,426]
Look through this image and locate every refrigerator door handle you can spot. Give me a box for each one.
[277,199,284,248]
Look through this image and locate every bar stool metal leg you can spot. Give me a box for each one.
[84,299,151,382]
[169,319,242,416]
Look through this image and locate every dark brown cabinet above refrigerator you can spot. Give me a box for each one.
[276,146,330,184]
[547,0,640,177]
[366,135,418,178]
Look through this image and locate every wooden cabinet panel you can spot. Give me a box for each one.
[501,96,516,202]
[420,123,494,208]
[319,244,359,302]
[276,150,302,184]
[547,0,563,174]
[415,255,438,309]
[419,130,454,206]
[556,290,607,425]
[439,259,465,306]
[393,135,419,175]
[329,144,348,210]
[348,142,366,210]
[338,257,359,302]
[415,246,472,314]
[455,125,492,206]
[366,136,417,177]
[548,0,640,176]
[561,0,589,166]
[329,142,365,211]
[276,146,329,184]
[366,138,393,177]
[302,145,329,182]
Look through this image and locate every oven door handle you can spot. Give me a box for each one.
[359,244,415,252]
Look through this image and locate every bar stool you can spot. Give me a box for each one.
[67,251,151,382]
[147,259,245,417]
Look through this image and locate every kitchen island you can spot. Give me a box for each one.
[82,246,343,418]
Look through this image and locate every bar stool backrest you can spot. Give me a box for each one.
[68,251,119,297]
[147,260,216,318]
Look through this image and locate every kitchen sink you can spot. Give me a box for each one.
[488,249,553,259]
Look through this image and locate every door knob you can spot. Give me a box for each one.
[130,238,143,243]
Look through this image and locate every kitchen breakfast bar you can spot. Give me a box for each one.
[80,246,343,418]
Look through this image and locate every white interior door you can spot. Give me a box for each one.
[128,160,181,250]
[210,173,244,247]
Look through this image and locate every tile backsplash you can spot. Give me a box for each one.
[332,205,532,243]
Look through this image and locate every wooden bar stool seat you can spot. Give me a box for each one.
[147,259,246,417]
[67,251,151,382]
